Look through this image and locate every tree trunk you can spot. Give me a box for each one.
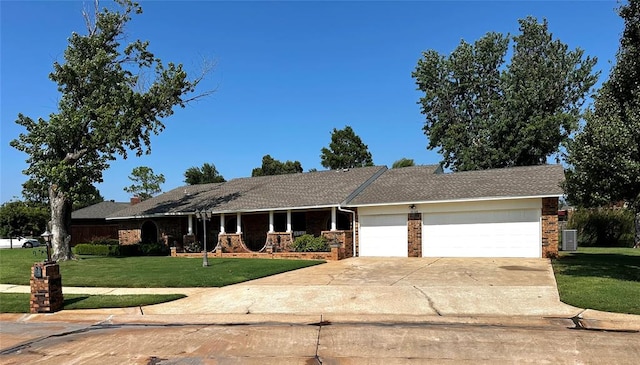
[635,209,640,249]
[49,185,74,261]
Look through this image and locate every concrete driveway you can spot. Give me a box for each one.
[142,257,581,317]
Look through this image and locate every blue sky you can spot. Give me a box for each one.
[0,1,623,203]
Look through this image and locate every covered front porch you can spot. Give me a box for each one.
[172,206,355,260]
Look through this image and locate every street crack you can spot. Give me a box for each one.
[413,286,442,316]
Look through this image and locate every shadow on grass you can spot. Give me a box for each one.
[555,253,640,282]
[63,295,90,306]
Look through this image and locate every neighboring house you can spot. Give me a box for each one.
[71,200,132,246]
[99,164,563,258]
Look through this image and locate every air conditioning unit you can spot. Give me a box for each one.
[562,230,578,251]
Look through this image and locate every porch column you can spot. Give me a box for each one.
[331,206,337,231]
[286,210,292,232]
[269,211,274,233]
[188,214,194,235]
[236,212,242,233]
[220,213,225,234]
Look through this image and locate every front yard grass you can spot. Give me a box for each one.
[552,247,640,315]
[0,248,324,287]
[0,293,186,313]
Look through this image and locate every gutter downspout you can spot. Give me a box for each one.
[338,206,357,257]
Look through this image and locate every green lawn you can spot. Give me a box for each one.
[552,247,640,315]
[0,293,185,313]
[0,248,324,287]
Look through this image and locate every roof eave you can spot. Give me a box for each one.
[346,194,563,208]
[105,203,345,220]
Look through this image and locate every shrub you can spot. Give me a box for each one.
[88,236,120,246]
[568,208,635,247]
[292,234,330,252]
[139,242,170,256]
[74,243,117,256]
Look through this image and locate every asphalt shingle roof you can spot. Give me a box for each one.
[347,164,565,206]
[71,201,130,219]
[108,166,387,219]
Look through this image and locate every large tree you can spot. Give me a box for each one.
[123,166,165,200]
[320,126,374,169]
[22,178,104,211]
[412,16,598,171]
[10,0,209,260]
[0,201,49,239]
[565,0,640,247]
[252,155,303,177]
[392,158,415,169]
[184,163,226,184]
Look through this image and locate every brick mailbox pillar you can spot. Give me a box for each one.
[30,262,63,313]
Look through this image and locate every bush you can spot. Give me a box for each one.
[139,242,170,256]
[292,234,330,252]
[568,208,635,247]
[74,243,118,256]
[74,243,142,256]
[88,236,120,246]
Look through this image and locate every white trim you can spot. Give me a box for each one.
[347,194,561,208]
[236,212,242,233]
[331,207,337,231]
[268,211,274,233]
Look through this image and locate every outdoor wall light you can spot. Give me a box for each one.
[40,230,53,262]
[409,204,417,213]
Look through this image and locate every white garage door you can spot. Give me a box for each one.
[423,209,540,258]
[359,214,408,257]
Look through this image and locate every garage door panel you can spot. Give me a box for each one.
[360,214,407,257]
[423,209,540,258]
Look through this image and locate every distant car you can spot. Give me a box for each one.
[21,239,41,248]
[0,238,42,249]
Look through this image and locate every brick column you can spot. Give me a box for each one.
[30,262,64,313]
[541,197,559,258]
[408,213,422,257]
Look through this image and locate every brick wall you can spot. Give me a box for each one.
[217,233,248,253]
[266,232,294,252]
[118,221,141,245]
[541,197,559,258]
[306,210,331,236]
[71,221,119,246]
[408,213,422,257]
[322,230,354,258]
[241,214,269,251]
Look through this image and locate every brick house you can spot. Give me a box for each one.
[70,201,131,246]
[97,164,564,259]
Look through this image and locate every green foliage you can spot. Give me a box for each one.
[0,200,49,238]
[88,236,120,246]
[252,154,303,177]
[74,243,117,256]
[123,166,165,200]
[292,234,330,252]
[74,242,168,256]
[184,163,226,184]
[392,158,415,168]
[139,242,170,256]
[21,178,104,210]
[320,126,374,169]
[9,0,207,260]
[565,0,640,246]
[412,16,598,171]
[567,208,635,247]
[0,249,324,287]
